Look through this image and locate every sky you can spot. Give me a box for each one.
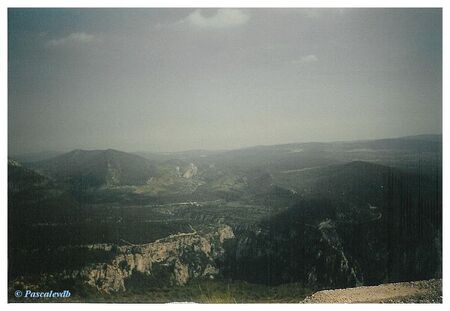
[8,8,442,154]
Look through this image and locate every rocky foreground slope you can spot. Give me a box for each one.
[302,279,442,303]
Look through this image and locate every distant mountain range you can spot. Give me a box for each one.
[11,134,441,162]
[9,134,442,197]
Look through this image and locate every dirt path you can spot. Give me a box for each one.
[154,224,198,243]
[302,279,442,303]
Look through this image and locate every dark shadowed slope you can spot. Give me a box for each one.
[223,161,441,289]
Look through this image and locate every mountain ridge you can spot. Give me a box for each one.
[10,134,442,162]
[27,148,157,189]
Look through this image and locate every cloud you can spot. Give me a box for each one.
[47,32,96,47]
[305,8,348,18]
[293,54,319,65]
[183,9,250,29]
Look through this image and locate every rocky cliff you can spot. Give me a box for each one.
[77,225,234,293]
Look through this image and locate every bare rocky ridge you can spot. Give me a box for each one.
[302,279,442,303]
[76,225,235,293]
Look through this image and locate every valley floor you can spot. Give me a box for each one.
[302,279,442,303]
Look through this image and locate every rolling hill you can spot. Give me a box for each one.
[28,149,157,189]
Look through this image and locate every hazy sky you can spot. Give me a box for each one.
[8,8,442,154]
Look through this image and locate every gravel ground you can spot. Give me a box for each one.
[302,279,442,303]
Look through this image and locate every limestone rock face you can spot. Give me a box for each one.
[80,225,235,293]
[183,163,198,179]
[218,225,235,243]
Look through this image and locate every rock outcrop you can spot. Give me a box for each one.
[78,225,234,293]
[183,163,198,179]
